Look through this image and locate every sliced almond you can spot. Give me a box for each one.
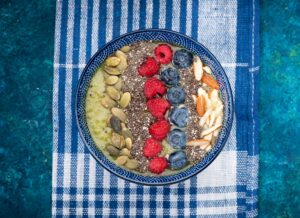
[203,133,213,141]
[209,111,216,127]
[197,87,207,97]
[203,66,212,74]
[215,114,223,126]
[201,72,220,90]
[201,124,222,137]
[215,105,224,118]
[199,109,212,127]
[206,115,210,126]
[193,56,203,81]
[213,128,221,137]
[205,145,212,152]
[196,95,206,117]
[192,94,197,104]
[187,139,210,149]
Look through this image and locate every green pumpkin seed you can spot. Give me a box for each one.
[106,86,120,100]
[106,115,112,127]
[106,145,120,157]
[105,76,119,85]
[120,148,130,156]
[110,116,122,133]
[115,50,128,71]
[119,92,131,108]
[101,95,116,109]
[104,66,121,75]
[121,123,127,130]
[120,45,131,53]
[111,107,127,122]
[111,133,125,149]
[113,78,123,90]
[125,159,139,170]
[115,156,128,166]
[121,129,133,139]
[125,138,132,150]
[105,56,121,67]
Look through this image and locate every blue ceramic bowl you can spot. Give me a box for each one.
[76,29,233,186]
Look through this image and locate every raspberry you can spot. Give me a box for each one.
[143,138,162,158]
[149,119,170,140]
[144,78,166,99]
[149,157,168,174]
[138,57,160,77]
[146,98,170,119]
[154,44,173,64]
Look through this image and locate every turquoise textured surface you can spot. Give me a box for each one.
[0,0,299,217]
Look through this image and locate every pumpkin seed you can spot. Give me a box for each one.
[119,92,131,108]
[121,129,132,139]
[121,123,127,130]
[120,45,131,53]
[105,56,121,67]
[110,116,122,133]
[115,50,128,71]
[101,95,116,109]
[113,78,123,90]
[105,76,119,85]
[106,86,120,100]
[106,145,120,157]
[111,107,127,122]
[125,159,139,170]
[111,133,125,149]
[106,115,112,127]
[120,148,130,156]
[115,156,128,166]
[125,138,132,150]
[104,66,121,75]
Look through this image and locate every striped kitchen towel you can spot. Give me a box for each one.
[52,0,259,217]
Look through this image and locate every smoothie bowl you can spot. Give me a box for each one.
[76,29,233,185]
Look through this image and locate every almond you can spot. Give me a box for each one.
[203,66,212,74]
[203,133,213,141]
[201,124,222,137]
[193,56,203,81]
[201,72,220,90]
[196,95,206,117]
[199,109,212,127]
[187,139,210,149]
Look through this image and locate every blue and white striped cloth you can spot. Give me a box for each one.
[52,0,259,217]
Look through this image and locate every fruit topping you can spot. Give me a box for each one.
[173,49,193,69]
[146,98,170,119]
[167,86,186,105]
[144,78,166,99]
[143,138,163,158]
[167,129,187,149]
[169,106,189,128]
[154,44,173,64]
[168,151,188,170]
[160,67,180,86]
[149,157,168,174]
[149,119,171,140]
[138,57,160,77]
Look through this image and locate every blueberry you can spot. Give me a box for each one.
[167,129,187,149]
[169,151,188,170]
[173,49,193,69]
[167,86,186,105]
[169,106,189,128]
[160,67,180,86]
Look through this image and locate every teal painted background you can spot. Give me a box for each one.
[0,0,299,217]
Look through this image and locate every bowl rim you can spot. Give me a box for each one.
[75,28,234,186]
